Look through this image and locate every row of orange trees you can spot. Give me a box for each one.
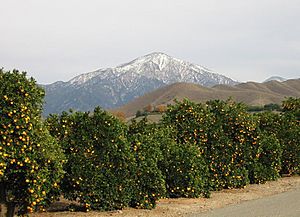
[0,69,299,216]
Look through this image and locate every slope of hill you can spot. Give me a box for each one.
[43,52,237,115]
[115,79,300,117]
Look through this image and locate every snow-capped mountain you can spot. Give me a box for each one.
[264,76,287,83]
[44,52,238,115]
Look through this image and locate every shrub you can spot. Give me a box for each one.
[127,119,166,209]
[278,113,300,175]
[158,127,210,198]
[205,99,253,189]
[255,112,281,136]
[162,99,211,150]
[257,110,299,175]
[246,105,264,112]
[280,97,300,174]
[251,134,282,183]
[0,69,65,216]
[263,103,281,111]
[163,99,253,190]
[46,107,134,211]
[282,97,300,120]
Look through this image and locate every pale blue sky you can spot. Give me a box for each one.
[1,0,299,84]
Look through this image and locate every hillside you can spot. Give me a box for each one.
[115,79,300,117]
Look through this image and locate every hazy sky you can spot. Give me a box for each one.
[1,0,300,84]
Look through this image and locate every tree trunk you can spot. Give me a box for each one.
[0,182,6,217]
[0,203,16,217]
[6,203,15,217]
[0,204,7,217]
[0,182,15,217]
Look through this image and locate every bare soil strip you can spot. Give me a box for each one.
[30,176,300,217]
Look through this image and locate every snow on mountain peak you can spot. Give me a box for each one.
[69,70,102,85]
[264,76,287,83]
[67,52,237,86]
[116,52,173,71]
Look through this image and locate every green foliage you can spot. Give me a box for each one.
[46,107,134,211]
[282,97,300,117]
[257,111,299,175]
[256,112,281,136]
[277,113,300,175]
[246,103,281,112]
[163,99,211,149]
[163,99,291,188]
[263,103,281,111]
[251,134,282,183]
[281,98,300,174]
[0,69,65,215]
[246,105,264,112]
[127,119,166,209]
[205,100,254,189]
[159,132,210,198]
[163,99,253,190]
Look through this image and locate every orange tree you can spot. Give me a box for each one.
[46,107,134,211]
[279,98,300,174]
[204,99,260,188]
[207,100,282,185]
[0,69,65,216]
[257,107,299,175]
[279,114,300,175]
[163,99,250,190]
[157,126,210,198]
[162,99,211,152]
[162,100,214,189]
[253,112,282,183]
[251,133,282,183]
[128,117,210,202]
[127,118,166,209]
[282,97,300,120]
[163,99,281,189]
[255,112,282,136]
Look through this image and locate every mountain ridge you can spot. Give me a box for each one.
[44,52,238,115]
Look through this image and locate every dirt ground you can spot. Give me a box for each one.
[30,176,300,217]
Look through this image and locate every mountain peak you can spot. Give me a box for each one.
[68,52,238,86]
[44,53,239,115]
[264,76,287,83]
[137,52,174,60]
[144,52,169,57]
[135,52,183,64]
[118,52,175,69]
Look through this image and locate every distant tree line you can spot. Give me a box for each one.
[246,103,281,112]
